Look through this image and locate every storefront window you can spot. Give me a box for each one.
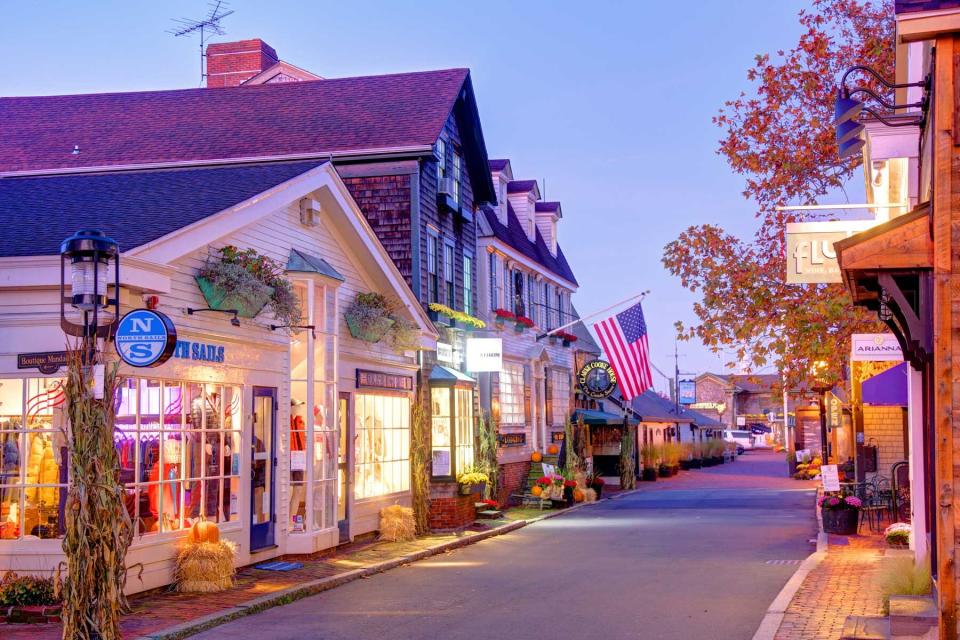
[454,388,474,476]
[116,379,241,537]
[500,362,525,426]
[1,378,67,540]
[355,394,410,498]
[289,278,338,532]
[431,385,475,479]
[550,370,571,428]
[431,388,451,477]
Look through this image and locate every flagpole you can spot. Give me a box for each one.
[536,290,650,341]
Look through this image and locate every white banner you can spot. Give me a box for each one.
[466,338,503,372]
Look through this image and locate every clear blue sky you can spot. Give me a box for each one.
[2,0,818,389]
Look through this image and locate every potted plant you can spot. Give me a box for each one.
[588,473,605,499]
[885,522,911,548]
[689,443,703,469]
[456,467,489,496]
[820,494,861,535]
[196,245,301,322]
[556,331,578,347]
[515,315,534,333]
[563,478,577,507]
[493,308,515,330]
[345,292,396,342]
[641,445,659,481]
[428,303,486,331]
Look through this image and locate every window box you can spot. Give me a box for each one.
[437,189,459,214]
[196,276,271,319]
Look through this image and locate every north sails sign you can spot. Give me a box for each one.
[851,333,903,362]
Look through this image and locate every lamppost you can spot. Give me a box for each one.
[810,360,832,463]
[59,229,120,360]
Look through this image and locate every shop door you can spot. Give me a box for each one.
[337,392,351,542]
[251,387,277,551]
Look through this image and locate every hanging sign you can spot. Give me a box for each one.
[497,432,527,447]
[851,333,903,362]
[437,342,454,364]
[466,338,502,372]
[785,220,877,284]
[17,351,69,374]
[577,360,618,399]
[114,309,177,368]
[678,379,696,405]
[356,369,414,392]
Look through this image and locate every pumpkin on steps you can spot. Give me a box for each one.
[531,451,542,463]
[531,485,543,497]
[547,444,559,455]
[190,520,220,544]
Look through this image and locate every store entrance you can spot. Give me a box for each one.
[251,387,277,551]
[337,392,351,542]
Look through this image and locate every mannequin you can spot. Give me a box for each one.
[148,438,181,530]
[289,407,307,530]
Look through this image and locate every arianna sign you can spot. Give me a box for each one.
[851,333,903,362]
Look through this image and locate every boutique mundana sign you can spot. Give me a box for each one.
[114,309,177,368]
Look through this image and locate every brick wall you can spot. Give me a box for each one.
[428,488,478,531]
[497,460,531,506]
[863,405,907,478]
[342,174,413,286]
[205,39,279,88]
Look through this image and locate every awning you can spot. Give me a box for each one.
[862,362,908,407]
[428,364,476,385]
[570,408,638,426]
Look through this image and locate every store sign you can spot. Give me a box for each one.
[691,401,726,414]
[736,416,746,427]
[785,220,876,284]
[678,379,696,405]
[114,309,177,368]
[356,369,414,392]
[173,340,225,363]
[466,338,502,372]
[437,342,454,364]
[828,393,842,429]
[851,333,903,362]
[497,432,527,447]
[17,351,69,374]
[577,360,618,399]
[552,432,565,443]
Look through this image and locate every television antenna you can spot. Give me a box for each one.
[168,1,235,86]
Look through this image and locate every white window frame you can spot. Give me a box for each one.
[500,362,526,426]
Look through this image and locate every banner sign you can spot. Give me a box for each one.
[785,220,876,284]
[678,379,696,405]
[18,351,69,374]
[356,369,414,392]
[851,333,903,362]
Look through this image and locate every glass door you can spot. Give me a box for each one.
[337,392,351,542]
[251,387,276,551]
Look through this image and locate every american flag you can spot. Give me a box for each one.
[593,301,653,401]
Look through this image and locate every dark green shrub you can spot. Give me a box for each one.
[0,572,59,606]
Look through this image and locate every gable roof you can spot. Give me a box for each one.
[488,159,510,173]
[507,179,539,195]
[480,203,577,285]
[0,160,325,257]
[631,390,683,422]
[0,68,495,201]
[286,248,344,282]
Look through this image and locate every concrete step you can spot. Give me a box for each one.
[475,510,503,519]
[889,595,937,637]
[841,615,890,640]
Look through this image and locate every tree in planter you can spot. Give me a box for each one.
[661,0,892,389]
[61,339,133,640]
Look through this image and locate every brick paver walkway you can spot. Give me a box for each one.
[774,533,887,640]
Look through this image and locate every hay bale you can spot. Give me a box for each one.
[583,488,597,503]
[175,540,236,593]
[379,505,416,542]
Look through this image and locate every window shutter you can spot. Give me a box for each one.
[522,365,531,426]
[545,371,553,428]
[489,254,497,310]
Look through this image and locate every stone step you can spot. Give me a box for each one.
[889,595,937,637]
[841,615,890,640]
[475,509,503,519]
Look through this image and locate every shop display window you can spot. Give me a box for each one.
[1,378,67,540]
[288,278,338,532]
[355,394,410,498]
[115,379,241,538]
[500,362,526,425]
[550,369,571,428]
[430,385,475,479]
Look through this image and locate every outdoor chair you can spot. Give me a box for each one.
[891,461,911,522]
[858,483,890,533]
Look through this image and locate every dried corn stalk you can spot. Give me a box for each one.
[410,380,430,535]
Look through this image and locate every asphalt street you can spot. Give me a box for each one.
[194,450,816,640]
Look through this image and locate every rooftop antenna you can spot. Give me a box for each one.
[168,1,235,86]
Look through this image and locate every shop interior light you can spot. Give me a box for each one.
[59,229,120,338]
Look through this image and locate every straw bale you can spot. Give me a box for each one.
[379,505,416,542]
[175,540,236,593]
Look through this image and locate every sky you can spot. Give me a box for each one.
[1,0,820,391]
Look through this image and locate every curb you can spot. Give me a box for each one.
[134,489,641,640]
[751,492,828,640]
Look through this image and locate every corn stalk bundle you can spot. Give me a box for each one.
[477,409,498,501]
[61,340,133,640]
[410,381,430,535]
[619,421,637,490]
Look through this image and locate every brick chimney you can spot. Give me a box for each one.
[205,39,279,88]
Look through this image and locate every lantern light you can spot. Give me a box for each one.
[60,229,120,338]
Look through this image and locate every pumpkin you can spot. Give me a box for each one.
[190,520,220,544]
[573,488,585,503]
[547,444,559,455]
[531,451,542,463]
[531,485,543,497]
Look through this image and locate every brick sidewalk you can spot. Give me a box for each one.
[774,533,887,640]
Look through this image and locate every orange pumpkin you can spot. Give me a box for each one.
[190,520,220,544]
[573,488,585,503]
[547,444,559,455]
[531,485,543,497]
[531,451,543,463]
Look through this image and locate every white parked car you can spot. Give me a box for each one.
[723,430,754,454]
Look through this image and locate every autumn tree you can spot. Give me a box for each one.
[662,0,894,388]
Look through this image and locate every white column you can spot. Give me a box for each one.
[907,365,927,561]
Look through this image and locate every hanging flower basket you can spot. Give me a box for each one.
[346,314,394,343]
[196,246,300,324]
[195,276,272,319]
[345,293,398,343]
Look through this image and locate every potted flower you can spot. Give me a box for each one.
[493,308,516,330]
[196,246,301,322]
[345,292,396,343]
[562,478,577,507]
[456,467,490,497]
[820,494,861,535]
[556,331,578,347]
[587,472,605,499]
[640,445,659,481]
[515,315,534,333]
[885,522,911,548]
[690,443,703,469]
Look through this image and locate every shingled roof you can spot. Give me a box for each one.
[0,160,325,257]
[480,203,578,285]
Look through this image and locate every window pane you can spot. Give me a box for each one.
[355,394,411,498]
[500,363,526,425]
[431,388,451,477]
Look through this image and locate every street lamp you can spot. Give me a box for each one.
[60,230,120,360]
[809,360,832,463]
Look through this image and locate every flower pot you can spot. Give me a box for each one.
[562,340,571,347]
[822,508,859,535]
[591,484,604,499]
[670,465,680,476]
[691,458,702,469]
[345,314,394,343]
[680,460,691,471]
[514,323,526,333]
[196,276,272,319]
[495,319,505,330]
[458,483,472,496]
[642,468,658,482]
[658,464,670,478]
[563,486,574,507]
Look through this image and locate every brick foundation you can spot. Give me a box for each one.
[497,460,531,506]
[428,483,477,531]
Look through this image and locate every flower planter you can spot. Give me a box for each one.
[562,340,572,347]
[345,314,394,343]
[669,465,680,476]
[563,486,575,507]
[495,319,505,330]
[514,323,526,334]
[641,468,658,482]
[680,460,691,471]
[196,276,272,319]
[690,458,702,469]
[458,483,473,496]
[822,508,859,535]
[591,484,604,499]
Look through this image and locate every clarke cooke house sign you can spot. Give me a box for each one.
[577,360,618,399]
